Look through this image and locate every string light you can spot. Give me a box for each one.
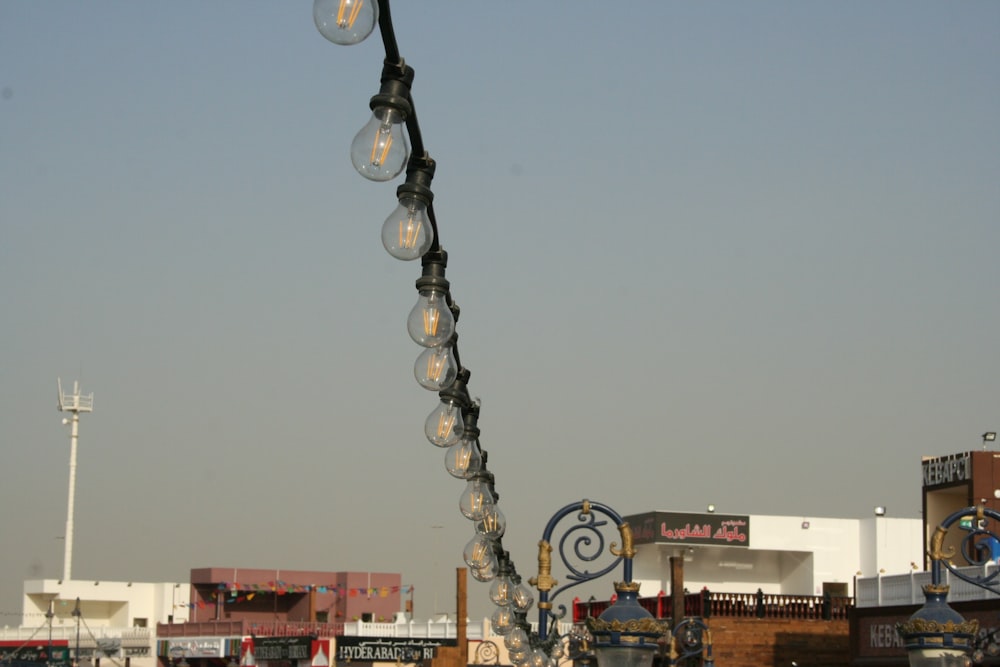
[319,5,670,667]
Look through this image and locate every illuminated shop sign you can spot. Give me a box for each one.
[626,512,750,547]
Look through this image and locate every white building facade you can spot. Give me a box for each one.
[626,510,923,599]
[1,579,191,667]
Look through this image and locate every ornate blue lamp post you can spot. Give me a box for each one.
[525,500,668,667]
[896,504,1000,666]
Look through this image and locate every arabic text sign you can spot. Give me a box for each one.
[627,511,750,547]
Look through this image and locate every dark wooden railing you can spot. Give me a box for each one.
[573,589,853,622]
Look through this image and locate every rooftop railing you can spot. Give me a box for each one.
[855,562,999,608]
[574,589,853,622]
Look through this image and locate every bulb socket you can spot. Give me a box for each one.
[369,62,414,118]
[416,249,450,295]
[397,157,436,204]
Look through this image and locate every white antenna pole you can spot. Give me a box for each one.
[57,379,94,583]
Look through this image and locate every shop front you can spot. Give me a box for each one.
[333,637,455,667]
[160,637,241,667]
[0,641,70,667]
[243,637,332,667]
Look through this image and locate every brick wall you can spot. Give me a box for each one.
[428,617,849,667]
[704,616,849,667]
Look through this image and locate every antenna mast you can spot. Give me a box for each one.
[57,378,94,582]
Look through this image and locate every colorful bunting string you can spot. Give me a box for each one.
[176,583,414,609]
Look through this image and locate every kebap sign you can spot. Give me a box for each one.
[922,452,971,487]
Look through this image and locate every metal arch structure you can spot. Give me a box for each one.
[530,500,633,643]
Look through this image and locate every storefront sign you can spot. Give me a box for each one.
[254,637,314,661]
[335,637,455,663]
[169,639,226,658]
[922,452,971,487]
[627,511,750,547]
[0,643,71,667]
[855,612,915,660]
[854,608,999,660]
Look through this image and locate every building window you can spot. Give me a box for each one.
[133,618,147,628]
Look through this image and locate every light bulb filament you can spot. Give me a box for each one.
[398,218,423,249]
[336,0,363,29]
[481,513,499,533]
[472,542,490,563]
[469,492,485,513]
[370,124,393,166]
[424,352,446,381]
[437,412,456,439]
[452,448,470,471]
[423,308,441,336]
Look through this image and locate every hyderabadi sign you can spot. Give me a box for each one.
[334,637,455,663]
[626,512,750,547]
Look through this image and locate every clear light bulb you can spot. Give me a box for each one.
[351,107,409,181]
[490,606,515,635]
[463,534,495,569]
[505,627,529,652]
[425,400,463,447]
[445,440,482,479]
[529,648,549,667]
[459,477,494,520]
[489,574,513,607]
[415,343,457,391]
[407,288,454,347]
[313,0,378,45]
[382,197,433,260]
[509,649,530,667]
[475,506,506,539]
[511,580,534,612]
[471,559,498,582]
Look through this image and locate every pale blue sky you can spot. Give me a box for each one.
[1,1,998,623]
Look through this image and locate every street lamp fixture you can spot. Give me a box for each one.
[896,504,1000,666]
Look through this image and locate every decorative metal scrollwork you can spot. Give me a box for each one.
[473,640,500,665]
[929,504,1000,594]
[544,501,628,603]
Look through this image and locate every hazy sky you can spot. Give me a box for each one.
[2,1,998,625]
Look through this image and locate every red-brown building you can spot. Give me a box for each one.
[186,568,403,625]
